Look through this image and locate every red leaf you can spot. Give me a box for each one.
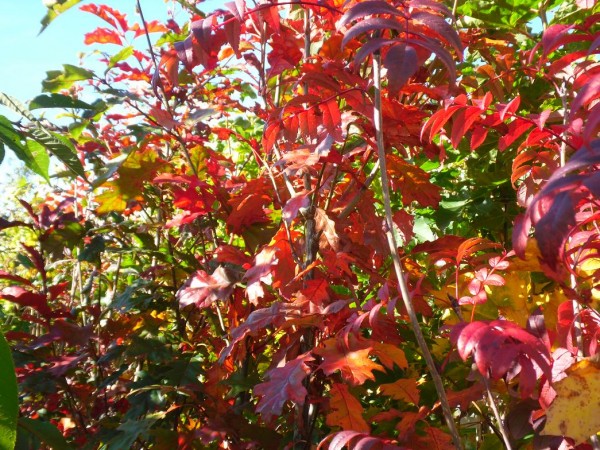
[220,302,303,361]
[226,193,271,235]
[0,286,51,318]
[314,208,340,251]
[450,107,482,148]
[319,431,404,450]
[0,270,32,286]
[570,73,600,122]
[496,96,520,121]
[84,27,123,45]
[244,246,278,303]
[282,191,310,225]
[469,125,489,150]
[132,21,167,38]
[411,10,463,56]
[386,155,441,207]
[254,353,313,422]
[451,320,552,395]
[177,267,234,309]
[299,278,330,306]
[80,4,128,31]
[342,18,403,50]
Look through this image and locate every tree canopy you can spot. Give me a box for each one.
[0,0,599,448]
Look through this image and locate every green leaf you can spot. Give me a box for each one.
[29,94,94,111]
[0,116,29,161]
[29,127,87,180]
[107,46,135,71]
[17,418,73,450]
[42,65,94,93]
[0,93,36,121]
[0,117,48,180]
[25,140,50,182]
[101,413,164,450]
[0,332,18,450]
[456,0,561,28]
[39,0,84,34]
[78,235,105,262]
[0,143,4,166]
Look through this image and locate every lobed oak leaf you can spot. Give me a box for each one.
[386,155,441,208]
[80,4,128,31]
[380,379,420,404]
[177,267,234,309]
[319,431,406,450]
[299,278,330,306]
[254,353,313,422]
[411,427,454,450]
[244,246,277,303]
[282,191,310,225]
[84,27,123,45]
[370,342,408,370]
[226,193,272,235]
[326,383,369,432]
[131,21,168,38]
[542,358,600,444]
[315,338,384,386]
[314,208,340,251]
[95,150,167,214]
[220,302,302,361]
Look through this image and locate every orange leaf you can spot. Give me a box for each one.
[371,342,408,370]
[386,154,441,208]
[84,27,123,45]
[315,338,384,386]
[326,383,369,432]
[380,379,420,404]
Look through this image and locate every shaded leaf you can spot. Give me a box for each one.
[29,94,94,110]
[326,383,369,432]
[380,379,420,404]
[177,267,234,309]
[254,354,313,422]
[17,418,73,450]
[0,332,17,450]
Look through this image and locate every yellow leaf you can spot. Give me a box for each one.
[95,150,167,214]
[542,359,600,444]
[510,238,543,273]
[485,271,531,326]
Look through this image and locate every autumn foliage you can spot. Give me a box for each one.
[0,0,600,448]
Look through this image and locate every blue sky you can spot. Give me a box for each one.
[0,1,220,103]
[0,0,221,180]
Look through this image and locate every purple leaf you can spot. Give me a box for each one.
[405,37,457,87]
[342,18,404,49]
[338,1,406,30]
[353,38,396,67]
[411,11,463,57]
[384,44,418,94]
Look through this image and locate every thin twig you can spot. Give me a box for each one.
[483,377,513,450]
[372,51,464,450]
